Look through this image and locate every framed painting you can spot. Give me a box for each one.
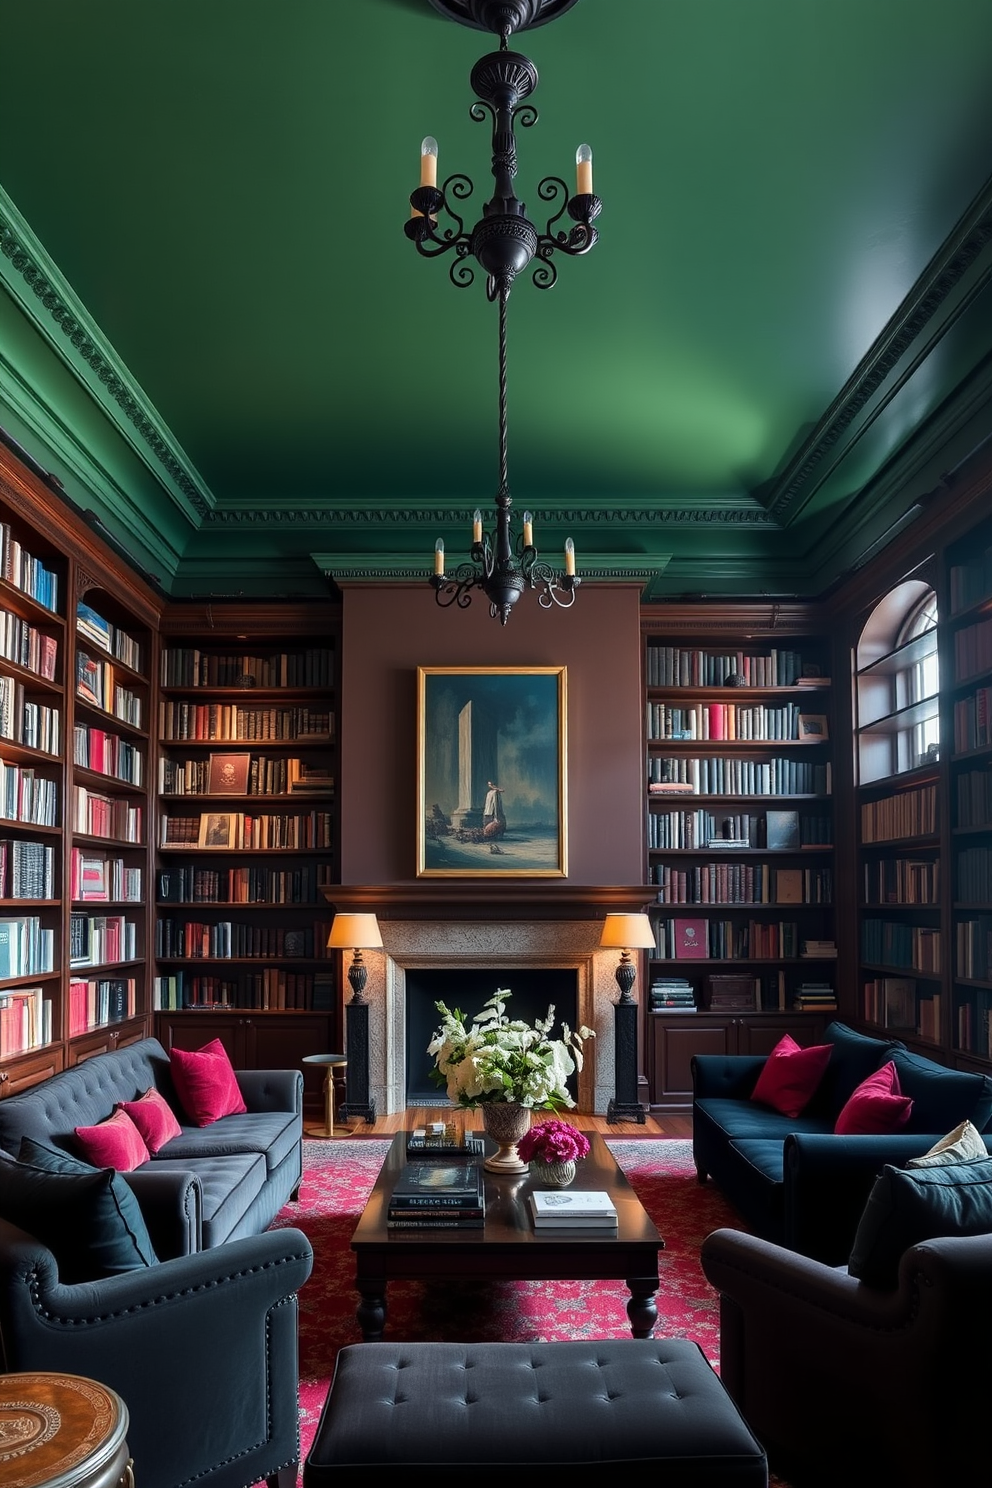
[207,752,251,794]
[417,666,567,878]
[197,811,242,850]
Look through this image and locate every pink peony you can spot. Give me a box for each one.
[518,1118,590,1166]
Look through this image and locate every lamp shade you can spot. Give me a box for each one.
[599,912,655,951]
[327,913,383,951]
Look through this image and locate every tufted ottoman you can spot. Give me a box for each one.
[303,1338,768,1484]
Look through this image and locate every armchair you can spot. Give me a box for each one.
[700,1226,991,1488]
[0,1217,313,1488]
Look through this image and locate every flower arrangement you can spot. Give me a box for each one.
[517,1118,590,1167]
[427,989,595,1110]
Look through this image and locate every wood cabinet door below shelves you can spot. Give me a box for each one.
[650,1015,737,1110]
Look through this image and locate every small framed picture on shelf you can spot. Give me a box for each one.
[765,809,800,851]
[197,811,242,850]
[207,752,251,795]
[798,713,829,742]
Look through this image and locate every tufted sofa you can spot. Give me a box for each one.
[692,1020,992,1264]
[0,1035,303,1253]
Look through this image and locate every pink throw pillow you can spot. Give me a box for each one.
[834,1060,914,1135]
[74,1108,150,1171]
[117,1087,183,1154]
[750,1034,832,1118]
[169,1038,247,1127]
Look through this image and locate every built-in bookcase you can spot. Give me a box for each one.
[641,605,835,1110]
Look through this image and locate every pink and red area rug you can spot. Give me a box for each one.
[268,1136,777,1481]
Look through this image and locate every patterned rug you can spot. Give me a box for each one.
[266,1136,784,1481]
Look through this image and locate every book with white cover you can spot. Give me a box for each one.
[529,1190,618,1226]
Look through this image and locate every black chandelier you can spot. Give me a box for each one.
[406,0,601,626]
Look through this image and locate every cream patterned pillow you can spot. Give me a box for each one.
[906,1119,988,1168]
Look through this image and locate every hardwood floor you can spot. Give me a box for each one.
[335,1107,691,1139]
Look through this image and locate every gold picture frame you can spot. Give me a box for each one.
[197,811,242,850]
[417,665,567,878]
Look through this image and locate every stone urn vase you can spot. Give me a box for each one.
[480,1102,531,1174]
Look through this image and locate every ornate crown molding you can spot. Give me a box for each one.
[0,189,213,521]
[764,172,992,524]
[205,503,776,527]
[311,550,672,582]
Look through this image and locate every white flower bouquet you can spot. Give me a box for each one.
[427,989,594,1110]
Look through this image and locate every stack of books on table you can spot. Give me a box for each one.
[649,977,696,1012]
[406,1124,485,1160]
[793,981,838,1012]
[386,1161,485,1229]
[528,1190,618,1230]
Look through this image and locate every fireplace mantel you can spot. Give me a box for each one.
[324,883,654,921]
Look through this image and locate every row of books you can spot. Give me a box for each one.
[654,863,832,906]
[0,760,57,827]
[0,674,60,755]
[651,971,835,1015]
[156,862,333,905]
[955,994,992,1057]
[155,918,332,960]
[159,754,332,797]
[159,703,333,742]
[650,757,831,797]
[69,913,138,967]
[69,849,142,903]
[860,784,937,843]
[955,916,992,981]
[0,605,58,681]
[160,810,333,851]
[645,646,815,688]
[949,547,992,616]
[956,848,992,903]
[647,807,832,852]
[953,688,992,753]
[68,976,136,1035]
[73,724,143,785]
[160,648,334,689]
[72,786,142,843]
[652,916,805,961]
[0,838,55,899]
[861,919,942,974]
[0,915,55,979]
[646,701,817,742]
[863,856,940,906]
[76,602,142,672]
[153,967,333,1011]
[0,527,59,613]
[956,768,992,830]
[76,653,144,728]
[0,985,51,1055]
[953,617,992,684]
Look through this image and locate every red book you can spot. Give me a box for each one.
[674,917,708,958]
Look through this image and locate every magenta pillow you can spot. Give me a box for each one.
[169,1038,247,1126]
[74,1108,150,1171]
[750,1034,832,1118]
[117,1087,183,1154]
[834,1061,914,1135]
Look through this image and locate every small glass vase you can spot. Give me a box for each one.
[530,1159,576,1188]
[481,1102,531,1174]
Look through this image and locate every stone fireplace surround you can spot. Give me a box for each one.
[374,920,620,1115]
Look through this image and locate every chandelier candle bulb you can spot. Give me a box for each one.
[576,143,593,196]
[565,537,576,576]
[420,136,438,188]
[523,511,533,547]
[473,509,483,544]
[434,538,444,575]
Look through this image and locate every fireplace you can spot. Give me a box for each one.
[349,918,622,1115]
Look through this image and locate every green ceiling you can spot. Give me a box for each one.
[1,0,991,600]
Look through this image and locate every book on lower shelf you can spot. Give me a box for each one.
[529,1190,618,1228]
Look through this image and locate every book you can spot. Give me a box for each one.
[673,917,707,958]
[765,809,801,851]
[389,1162,485,1209]
[407,1127,485,1160]
[529,1190,618,1227]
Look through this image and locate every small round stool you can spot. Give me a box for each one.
[303,1053,349,1138]
[0,1371,132,1488]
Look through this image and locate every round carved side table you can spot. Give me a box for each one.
[303,1052,350,1138]
[0,1372,132,1488]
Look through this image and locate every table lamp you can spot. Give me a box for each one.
[600,912,655,1124]
[327,912,383,1004]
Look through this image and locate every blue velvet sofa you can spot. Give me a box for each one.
[692,1020,992,1264]
[0,1035,303,1252]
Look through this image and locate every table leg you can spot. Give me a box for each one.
[625,1277,658,1338]
[356,1282,387,1342]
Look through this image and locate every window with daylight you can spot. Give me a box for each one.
[855,577,940,784]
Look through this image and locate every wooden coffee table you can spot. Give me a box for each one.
[351,1131,663,1341]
